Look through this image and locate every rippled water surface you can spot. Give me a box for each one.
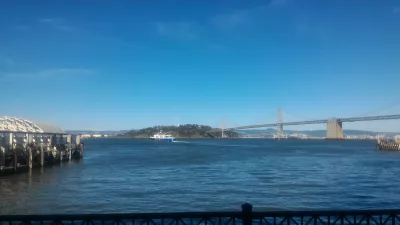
[1,138,400,214]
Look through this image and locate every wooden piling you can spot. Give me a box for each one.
[67,135,72,162]
[75,135,83,158]
[79,143,84,158]
[0,146,4,169]
[28,147,32,169]
[59,146,62,162]
[40,144,44,167]
[13,149,17,171]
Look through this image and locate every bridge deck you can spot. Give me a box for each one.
[210,114,400,131]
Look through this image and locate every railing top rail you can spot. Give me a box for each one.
[2,209,400,220]
[252,209,400,216]
[0,211,239,220]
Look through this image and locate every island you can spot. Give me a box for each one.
[120,124,239,138]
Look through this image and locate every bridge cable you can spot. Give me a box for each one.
[352,100,400,118]
[349,100,400,134]
[228,110,278,129]
[276,110,324,136]
[283,111,321,122]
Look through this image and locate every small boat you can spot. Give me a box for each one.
[150,130,175,142]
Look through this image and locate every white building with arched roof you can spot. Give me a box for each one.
[0,116,64,133]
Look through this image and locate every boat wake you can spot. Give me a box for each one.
[172,140,190,143]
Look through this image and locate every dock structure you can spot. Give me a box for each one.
[376,137,400,151]
[0,116,84,175]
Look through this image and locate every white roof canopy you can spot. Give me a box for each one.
[0,116,64,133]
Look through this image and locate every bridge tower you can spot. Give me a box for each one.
[221,119,226,138]
[276,108,284,139]
[326,118,344,139]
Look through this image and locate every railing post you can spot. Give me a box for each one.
[241,203,253,225]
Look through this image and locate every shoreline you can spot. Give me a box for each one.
[91,136,214,139]
[83,136,376,140]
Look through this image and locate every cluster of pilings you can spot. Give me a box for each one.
[0,132,83,175]
[376,138,400,151]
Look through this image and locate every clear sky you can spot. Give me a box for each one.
[1,0,400,132]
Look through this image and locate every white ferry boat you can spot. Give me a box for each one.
[150,130,175,142]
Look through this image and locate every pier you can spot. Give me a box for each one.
[0,131,84,175]
[0,116,83,176]
[376,137,400,151]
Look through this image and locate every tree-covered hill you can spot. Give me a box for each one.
[122,124,239,138]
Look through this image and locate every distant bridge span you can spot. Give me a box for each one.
[210,114,400,139]
[221,115,400,131]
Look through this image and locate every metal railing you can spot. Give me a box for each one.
[1,204,400,225]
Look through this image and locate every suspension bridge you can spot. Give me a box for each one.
[210,108,400,139]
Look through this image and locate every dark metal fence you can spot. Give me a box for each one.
[1,203,400,225]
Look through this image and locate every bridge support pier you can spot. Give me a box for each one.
[276,124,284,139]
[326,119,344,139]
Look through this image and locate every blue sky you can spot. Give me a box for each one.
[1,0,400,131]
